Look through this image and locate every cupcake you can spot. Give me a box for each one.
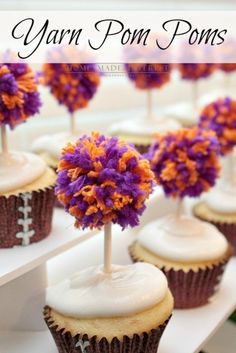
[194,97,236,254]
[44,132,173,353]
[109,109,180,155]
[109,43,181,153]
[129,127,231,308]
[0,62,56,248]
[165,63,216,127]
[32,47,101,169]
[45,263,173,353]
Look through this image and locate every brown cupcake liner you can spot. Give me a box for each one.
[51,167,63,209]
[44,306,170,353]
[134,144,150,155]
[195,215,236,256]
[0,186,55,248]
[55,197,64,208]
[129,244,230,309]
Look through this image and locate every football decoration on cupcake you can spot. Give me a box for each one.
[0,63,41,129]
[147,127,220,198]
[0,61,56,249]
[42,48,101,114]
[198,97,236,155]
[56,132,154,229]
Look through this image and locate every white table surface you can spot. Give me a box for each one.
[0,208,96,286]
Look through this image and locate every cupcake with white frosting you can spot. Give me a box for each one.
[164,59,216,127]
[130,128,231,308]
[194,183,236,255]
[109,48,181,154]
[0,62,56,247]
[45,263,173,353]
[44,132,173,353]
[194,97,236,254]
[32,132,78,169]
[33,47,101,169]
[109,115,180,155]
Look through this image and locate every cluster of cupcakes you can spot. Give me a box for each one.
[1,46,236,353]
[44,108,235,352]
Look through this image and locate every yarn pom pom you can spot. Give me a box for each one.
[219,64,236,73]
[198,97,236,155]
[56,132,154,229]
[0,63,41,129]
[42,48,101,113]
[147,128,220,198]
[178,63,215,81]
[125,63,171,90]
[124,34,171,90]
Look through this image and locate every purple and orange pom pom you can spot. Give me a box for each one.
[198,97,236,155]
[42,48,101,113]
[125,63,171,90]
[147,128,220,198]
[56,132,154,229]
[178,63,215,81]
[0,63,41,129]
[219,64,236,73]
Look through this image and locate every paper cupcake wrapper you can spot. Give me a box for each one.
[134,144,150,155]
[129,244,230,309]
[196,215,236,256]
[50,167,63,209]
[44,306,170,353]
[162,263,227,309]
[0,186,55,248]
[55,197,64,208]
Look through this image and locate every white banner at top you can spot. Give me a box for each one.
[0,10,236,63]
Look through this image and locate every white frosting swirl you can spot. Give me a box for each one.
[204,183,236,213]
[46,263,168,318]
[109,118,180,137]
[0,151,46,193]
[138,215,228,262]
[32,132,78,159]
[164,102,198,126]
